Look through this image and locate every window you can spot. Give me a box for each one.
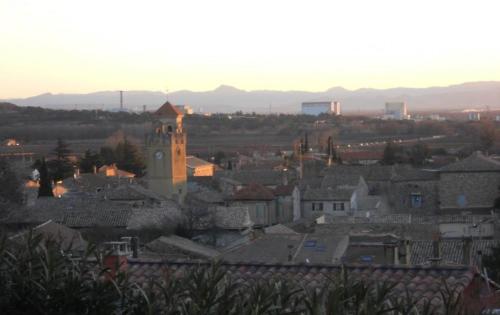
[410,193,423,208]
[256,204,265,218]
[457,194,467,208]
[312,202,323,211]
[333,202,345,211]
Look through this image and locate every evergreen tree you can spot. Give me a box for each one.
[99,146,116,165]
[114,138,144,176]
[409,142,430,166]
[38,159,53,198]
[479,121,497,154]
[48,138,73,180]
[382,142,397,165]
[79,149,103,173]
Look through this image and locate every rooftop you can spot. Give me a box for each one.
[125,259,478,305]
[232,183,276,201]
[440,151,500,172]
[154,101,183,118]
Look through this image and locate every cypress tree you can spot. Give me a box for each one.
[38,159,54,198]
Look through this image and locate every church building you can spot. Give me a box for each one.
[145,101,187,203]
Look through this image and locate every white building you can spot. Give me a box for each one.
[468,112,481,121]
[301,101,341,116]
[384,102,409,120]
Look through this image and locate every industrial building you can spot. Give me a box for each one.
[384,102,409,120]
[301,101,340,116]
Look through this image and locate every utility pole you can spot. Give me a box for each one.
[119,90,124,111]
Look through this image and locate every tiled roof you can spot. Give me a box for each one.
[339,150,384,161]
[440,151,500,172]
[9,220,87,252]
[145,235,220,259]
[214,206,253,229]
[391,167,438,181]
[411,239,500,267]
[302,187,354,201]
[3,198,181,230]
[187,188,224,204]
[154,101,183,117]
[126,259,477,304]
[320,173,361,189]
[273,184,295,196]
[264,224,298,234]
[232,183,275,200]
[219,170,286,186]
[186,156,213,168]
[221,234,345,265]
[319,214,494,225]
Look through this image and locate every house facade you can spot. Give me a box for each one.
[438,152,500,213]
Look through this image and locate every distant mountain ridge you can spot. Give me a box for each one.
[3,81,500,113]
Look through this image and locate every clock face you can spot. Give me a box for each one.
[155,151,164,160]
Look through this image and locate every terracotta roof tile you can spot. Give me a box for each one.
[126,259,477,305]
[154,101,183,118]
[232,183,275,200]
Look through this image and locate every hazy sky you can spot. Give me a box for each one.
[1,0,500,98]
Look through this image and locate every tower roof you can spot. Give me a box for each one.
[154,101,183,118]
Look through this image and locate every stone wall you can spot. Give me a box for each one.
[439,172,500,210]
[389,180,438,214]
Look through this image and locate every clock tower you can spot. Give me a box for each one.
[145,101,187,203]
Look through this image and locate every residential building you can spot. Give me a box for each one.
[302,176,370,218]
[438,151,500,213]
[186,155,215,177]
[388,168,439,213]
[228,183,277,226]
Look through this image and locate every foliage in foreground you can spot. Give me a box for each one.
[0,234,475,315]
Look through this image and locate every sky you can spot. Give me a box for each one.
[1,0,500,98]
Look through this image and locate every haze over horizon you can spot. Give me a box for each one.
[1,0,500,99]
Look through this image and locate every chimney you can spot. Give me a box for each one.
[430,232,442,266]
[393,244,400,265]
[131,236,139,258]
[282,170,289,186]
[462,237,472,265]
[405,238,412,265]
[103,241,130,279]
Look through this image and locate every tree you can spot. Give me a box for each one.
[483,244,500,283]
[38,158,53,198]
[79,149,103,173]
[381,142,397,165]
[479,121,497,154]
[213,151,226,165]
[409,142,430,166]
[99,146,116,165]
[0,158,23,206]
[48,138,73,181]
[114,138,145,176]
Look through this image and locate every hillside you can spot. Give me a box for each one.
[3,81,500,113]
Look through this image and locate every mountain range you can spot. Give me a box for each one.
[3,81,500,114]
